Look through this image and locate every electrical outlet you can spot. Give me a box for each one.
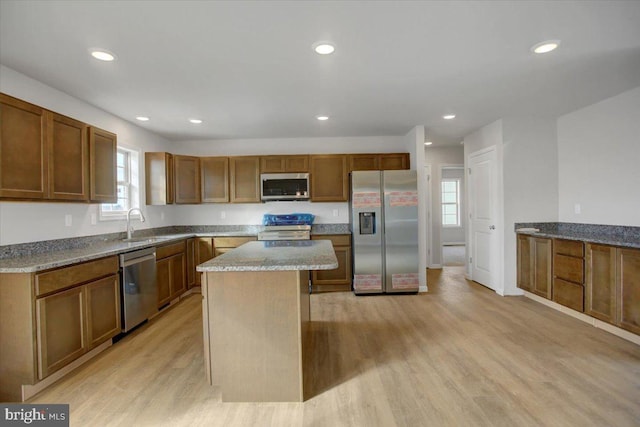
[332,209,339,217]
[221,211,226,219]
[160,212,165,220]
[90,213,97,225]
[574,204,581,214]
[65,214,72,227]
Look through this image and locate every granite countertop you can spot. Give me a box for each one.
[515,222,640,249]
[196,240,339,272]
[0,224,352,273]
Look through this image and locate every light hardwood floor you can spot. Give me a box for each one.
[29,267,640,426]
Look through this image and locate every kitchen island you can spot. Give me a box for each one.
[196,240,338,402]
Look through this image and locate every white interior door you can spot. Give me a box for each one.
[468,147,497,289]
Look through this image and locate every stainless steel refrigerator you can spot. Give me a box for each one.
[350,170,419,294]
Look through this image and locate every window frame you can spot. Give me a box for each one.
[441,178,461,228]
[99,146,140,221]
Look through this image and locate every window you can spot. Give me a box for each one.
[100,147,140,219]
[441,179,460,227]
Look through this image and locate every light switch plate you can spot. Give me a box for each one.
[65,214,72,227]
[90,213,97,225]
[574,204,581,214]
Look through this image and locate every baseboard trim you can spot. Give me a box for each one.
[523,291,640,346]
[22,339,112,401]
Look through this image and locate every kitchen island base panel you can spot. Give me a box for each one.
[202,270,310,402]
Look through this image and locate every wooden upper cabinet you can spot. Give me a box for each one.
[174,155,201,204]
[0,93,49,199]
[348,153,409,172]
[260,155,309,173]
[145,152,174,205]
[310,154,348,202]
[89,127,117,203]
[230,156,260,203]
[380,153,409,170]
[201,157,229,203]
[49,112,89,201]
[349,154,380,171]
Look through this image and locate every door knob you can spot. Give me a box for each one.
[489,225,496,230]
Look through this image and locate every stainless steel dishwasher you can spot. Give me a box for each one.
[119,247,158,332]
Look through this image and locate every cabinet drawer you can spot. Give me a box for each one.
[554,239,584,258]
[156,241,186,260]
[35,256,118,297]
[553,278,584,312]
[554,254,584,284]
[311,234,351,247]
[213,236,256,248]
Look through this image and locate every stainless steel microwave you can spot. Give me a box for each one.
[260,173,310,201]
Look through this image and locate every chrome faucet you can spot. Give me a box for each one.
[126,208,146,239]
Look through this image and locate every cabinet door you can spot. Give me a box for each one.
[380,153,409,170]
[585,244,617,324]
[89,127,117,203]
[312,246,352,288]
[201,156,229,202]
[174,155,201,204]
[186,238,196,288]
[230,156,260,202]
[284,155,309,172]
[349,154,379,171]
[85,275,120,349]
[157,258,172,307]
[196,238,214,286]
[36,286,86,379]
[169,253,186,299]
[516,234,532,292]
[49,112,88,201]
[617,247,640,335]
[0,93,48,199]
[145,152,174,205]
[310,155,348,202]
[532,237,552,299]
[260,156,285,173]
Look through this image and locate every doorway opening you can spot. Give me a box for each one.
[440,166,465,270]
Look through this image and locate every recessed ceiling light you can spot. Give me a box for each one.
[443,114,456,120]
[316,115,329,121]
[189,119,203,124]
[136,116,149,122]
[313,42,335,55]
[90,49,116,62]
[424,141,433,146]
[531,40,560,54]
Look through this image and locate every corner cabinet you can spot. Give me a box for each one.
[229,156,260,203]
[310,154,348,202]
[311,234,352,292]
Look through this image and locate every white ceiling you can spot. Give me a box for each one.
[1,1,640,144]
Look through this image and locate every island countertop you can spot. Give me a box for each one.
[196,240,338,272]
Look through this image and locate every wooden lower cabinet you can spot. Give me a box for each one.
[516,235,552,298]
[156,241,187,307]
[36,286,86,380]
[617,247,640,335]
[34,259,120,381]
[311,235,352,292]
[85,275,120,349]
[186,238,196,288]
[195,237,214,286]
[586,244,617,323]
[212,237,257,258]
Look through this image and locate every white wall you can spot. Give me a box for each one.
[424,146,465,266]
[558,86,640,226]
[502,116,558,295]
[0,66,173,245]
